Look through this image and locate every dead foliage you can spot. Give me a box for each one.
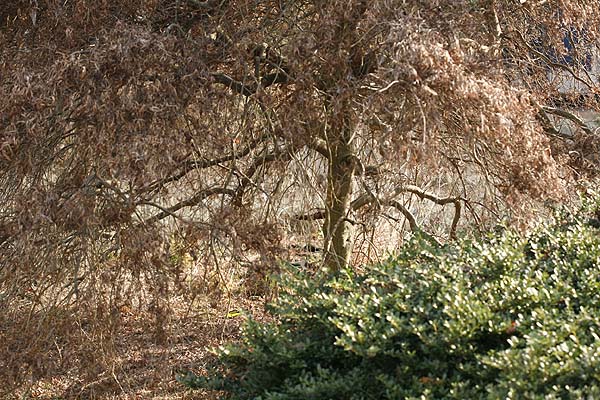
[1,0,600,396]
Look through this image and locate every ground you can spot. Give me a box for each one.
[10,293,269,400]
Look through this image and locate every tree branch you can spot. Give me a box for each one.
[186,0,228,11]
[387,199,418,231]
[261,68,290,87]
[291,183,462,240]
[142,187,235,224]
[535,105,574,139]
[212,73,256,96]
[141,134,270,194]
[306,137,329,158]
[233,144,299,204]
[513,30,594,90]
[292,210,326,221]
[392,184,462,239]
[211,66,290,97]
[541,106,594,136]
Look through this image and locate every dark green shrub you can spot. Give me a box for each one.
[179,197,600,399]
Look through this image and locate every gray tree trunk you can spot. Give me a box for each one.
[323,112,355,272]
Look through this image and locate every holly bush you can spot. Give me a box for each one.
[179,196,600,399]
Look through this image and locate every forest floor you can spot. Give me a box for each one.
[13,293,270,400]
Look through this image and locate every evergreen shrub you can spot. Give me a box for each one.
[179,197,600,399]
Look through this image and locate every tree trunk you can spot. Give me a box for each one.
[323,113,355,273]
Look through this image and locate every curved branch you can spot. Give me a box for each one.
[142,187,235,224]
[212,73,256,96]
[291,183,462,240]
[535,104,574,139]
[261,68,290,87]
[291,191,375,222]
[392,184,462,239]
[141,134,270,194]
[387,199,418,232]
[306,137,329,158]
[449,200,461,240]
[393,184,456,205]
[384,200,441,246]
[541,106,594,136]
[211,66,290,97]
[233,144,299,204]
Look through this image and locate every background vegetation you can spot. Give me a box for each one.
[180,195,600,399]
[1,0,599,398]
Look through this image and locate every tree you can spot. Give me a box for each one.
[0,0,599,393]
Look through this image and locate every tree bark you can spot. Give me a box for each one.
[323,111,356,273]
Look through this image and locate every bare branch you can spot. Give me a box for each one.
[211,64,290,97]
[391,184,462,239]
[512,30,594,90]
[387,199,418,232]
[142,187,235,224]
[393,184,457,205]
[449,200,461,240]
[261,69,290,87]
[306,137,329,158]
[186,0,229,11]
[233,144,299,204]
[141,134,270,194]
[292,210,327,221]
[291,183,462,240]
[212,73,256,96]
[541,106,594,136]
[535,105,575,139]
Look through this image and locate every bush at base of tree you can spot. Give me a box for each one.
[178,195,600,399]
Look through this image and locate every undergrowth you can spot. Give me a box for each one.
[179,194,600,399]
